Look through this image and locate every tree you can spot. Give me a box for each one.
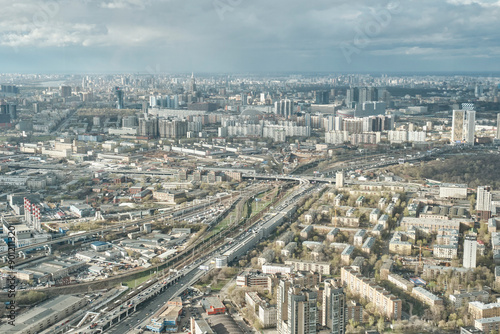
[377,317,385,333]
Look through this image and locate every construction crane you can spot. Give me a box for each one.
[334,206,338,228]
[413,244,433,266]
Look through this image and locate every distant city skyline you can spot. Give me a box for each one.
[1,0,500,73]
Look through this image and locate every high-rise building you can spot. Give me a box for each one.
[277,280,317,334]
[33,102,40,113]
[476,186,492,221]
[0,85,19,94]
[315,91,329,104]
[189,73,196,93]
[322,279,346,334]
[359,87,378,104]
[158,119,188,138]
[305,113,311,128]
[122,116,137,128]
[60,85,72,98]
[115,87,124,109]
[451,108,475,145]
[346,88,359,105]
[463,235,477,269]
[475,84,483,97]
[149,95,158,107]
[274,99,294,119]
[7,104,16,119]
[497,113,500,140]
[138,117,158,138]
[336,172,344,189]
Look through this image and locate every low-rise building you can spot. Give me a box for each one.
[387,274,414,292]
[475,316,500,333]
[401,217,462,234]
[469,301,500,320]
[201,297,226,315]
[369,208,380,223]
[258,249,275,266]
[300,225,313,239]
[262,264,293,275]
[354,229,366,246]
[236,273,272,290]
[412,287,443,306]
[0,295,86,334]
[284,260,331,275]
[361,237,375,254]
[341,245,355,264]
[148,298,183,332]
[281,242,297,257]
[439,183,468,199]
[389,233,412,256]
[69,204,95,217]
[380,259,393,280]
[327,228,340,241]
[152,190,186,204]
[341,267,402,320]
[449,290,489,308]
[276,231,295,247]
[190,318,214,334]
[372,223,384,236]
[433,244,458,259]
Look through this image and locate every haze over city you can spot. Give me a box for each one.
[2,1,500,334]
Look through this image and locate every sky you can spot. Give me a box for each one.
[1,0,500,74]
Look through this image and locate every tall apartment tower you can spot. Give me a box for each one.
[346,87,359,106]
[60,85,72,98]
[274,99,294,119]
[496,113,500,139]
[463,234,477,269]
[115,87,124,109]
[359,87,378,104]
[277,280,290,334]
[476,186,492,221]
[189,73,196,93]
[277,280,317,334]
[322,279,346,334]
[451,107,476,145]
[336,172,344,189]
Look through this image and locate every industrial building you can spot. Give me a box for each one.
[0,295,86,334]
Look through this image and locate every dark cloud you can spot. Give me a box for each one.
[0,0,498,73]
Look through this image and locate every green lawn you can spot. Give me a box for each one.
[250,191,275,216]
[123,271,156,289]
[211,278,231,292]
[207,212,238,239]
[205,188,276,240]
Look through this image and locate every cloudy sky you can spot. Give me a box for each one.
[1,0,500,74]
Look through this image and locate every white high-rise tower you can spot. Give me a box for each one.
[463,235,477,269]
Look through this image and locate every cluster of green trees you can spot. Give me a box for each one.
[16,291,47,305]
[391,155,500,188]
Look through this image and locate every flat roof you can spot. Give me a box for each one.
[476,316,500,324]
[201,296,225,310]
[470,301,500,310]
[157,305,182,320]
[0,295,83,332]
[91,241,108,246]
[413,287,442,301]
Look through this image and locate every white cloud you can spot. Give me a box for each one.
[100,0,150,10]
[0,0,499,72]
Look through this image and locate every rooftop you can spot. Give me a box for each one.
[413,287,442,301]
[0,295,84,332]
